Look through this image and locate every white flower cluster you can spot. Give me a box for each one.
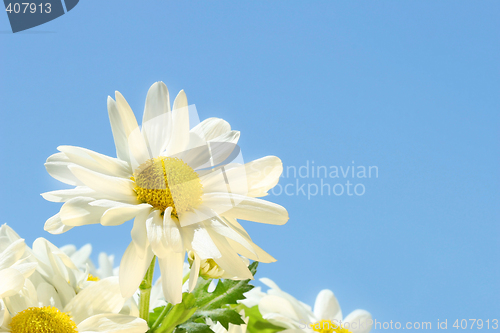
[0,82,372,333]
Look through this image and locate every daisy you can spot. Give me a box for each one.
[241,278,372,333]
[42,81,288,304]
[0,276,147,333]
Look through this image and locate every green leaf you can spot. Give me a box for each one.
[174,322,215,333]
[241,305,285,333]
[154,293,198,333]
[191,308,246,330]
[193,262,259,310]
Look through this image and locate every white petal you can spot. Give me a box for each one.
[45,152,84,186]
[68,165,138,203]
[142,82,172,157]
[44,213,74,234]
[186,224,221,259]
[259,295,301,326]
[0,239,25,270]
[223,217,276,263]
[188,253,200,292]
[13,263,37,279]
[344,310,372,333]
[206,228,252,280]
[146,208,183,257]
[158,251,184,305]
[115,91,151,169]
[58,146,132,178]
[244,156,283,197]
[108,96,131,163]
[65,277,124,324]
[191,118,231,141]
[119,242,154,298]
[0,268,24,297]
[37,282,63,309]
[41,186,104,203]
[78,313,148,333]
[60,197,107,227]
[165,90,189,156]
[203,193,289,225]
[93,202,151,227]
[130,209,150,259]
[314,290,342,322]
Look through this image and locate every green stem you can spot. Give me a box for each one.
[149,303,173,332]
[150,272,191,332]
[139,256,156,323]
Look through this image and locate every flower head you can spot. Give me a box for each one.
[42,82,288,304]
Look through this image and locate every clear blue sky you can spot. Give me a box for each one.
[1,1,499,331]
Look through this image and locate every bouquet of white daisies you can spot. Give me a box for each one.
[0,82,372,333]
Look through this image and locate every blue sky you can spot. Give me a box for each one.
[1,1,499,331]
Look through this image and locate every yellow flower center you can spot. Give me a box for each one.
[132,157,203,216]
[10,306,77,333]
[87,273,100,282]
[311,320,352,333]
[188,251,225,279]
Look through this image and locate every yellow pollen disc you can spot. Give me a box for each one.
[10,306,77,333]
[311,320,352,333]
[132,157,203,216]
[87,273,100,282]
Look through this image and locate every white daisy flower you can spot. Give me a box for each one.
[42,81,288,304]
[0,276,147,333]
[242,278,372,333]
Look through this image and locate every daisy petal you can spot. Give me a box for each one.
[313,289,342,322]
[142,82,172,157]
[45,152,84,186]
[191,118,231,141]
[115,91,151,169]
[0,268,24,298]
[41,186,105,203]
[188,252,200,292]
[146,208,183,257]
[344,309,373,333]
[0,239,25,270]
[77,313,148,333]
[108,96,131,163]
[65,277,124,325]
[58,145,132,178]
[68,165,137,203]
[203,193,289,225]
[44,213,74,234]
[130,209,150,259]
[91,201,151,227]
[165,90,189,156]
[119,242,154,298]
[60,197,107,227]
[158,250,184,305]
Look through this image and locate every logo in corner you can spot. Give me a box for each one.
[4,0,78,33]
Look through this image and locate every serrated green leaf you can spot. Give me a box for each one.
[191,308,245,330]
[193,262,259,310]
[174,322,215,333]
[241,305,285,333]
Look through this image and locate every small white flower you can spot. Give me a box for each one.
[242,278,372,333]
